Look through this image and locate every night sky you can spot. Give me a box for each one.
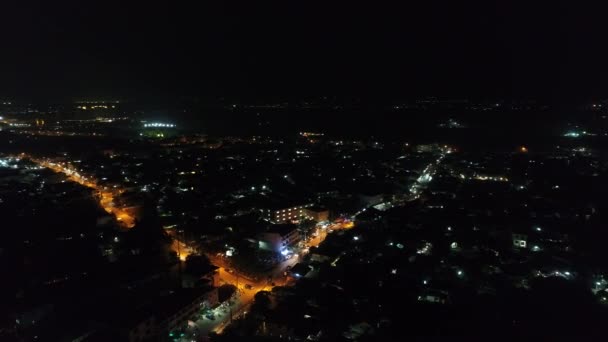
[1,1,607,101]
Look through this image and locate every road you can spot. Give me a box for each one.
[24,155,136,228]
[171,239,193,262]
[183,227,329,339]
[405,148,450,201]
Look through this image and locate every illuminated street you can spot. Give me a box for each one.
[24,155,136,228]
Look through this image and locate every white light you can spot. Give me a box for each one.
[353,236,359,241]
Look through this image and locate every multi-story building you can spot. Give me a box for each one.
[153,287,218,336]
[263,203,314,223]
[258,224,300,252]
[303,206,329,222]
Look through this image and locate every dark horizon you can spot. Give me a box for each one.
[2,1,608,101]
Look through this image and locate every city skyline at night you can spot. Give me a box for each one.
[2,1,608,341]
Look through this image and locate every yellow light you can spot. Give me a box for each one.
[520,146,528,153]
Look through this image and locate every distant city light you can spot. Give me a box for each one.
[143,122,176,128]
[564,131,582,138]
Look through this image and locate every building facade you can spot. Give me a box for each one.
[303,206,329,222]
[258,224,300,252]
[264,203,314,223]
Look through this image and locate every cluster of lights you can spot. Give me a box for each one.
[77,105,115,110]
[416,242,432,255]
[0,158,18,168]
[535,270,573,279]
[564,131,586,138]
[143,122,176,128]
[474,175,509,182]
[300,132,324,137]
[417,173,432,183]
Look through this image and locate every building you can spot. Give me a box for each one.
[182,263,219,288]
[92,287,218,341]
[303,206,329,222]
[288,263,313,278]
[415,143,440,153]
[513,233,528,249]
[358,192,384,208]
[258,224,300,252]
[124,315,156,342]
[263,203,314,223]
[152,287,219,336]
[417,289,450,304]
[91,307,157,342]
